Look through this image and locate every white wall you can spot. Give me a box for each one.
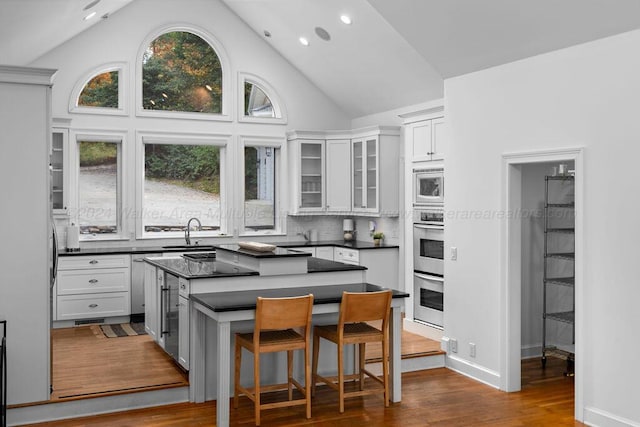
[0,68,55,406]
[445,29,640,424]
[32,0,349,131]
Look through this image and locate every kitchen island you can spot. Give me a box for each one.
[144,245,405,427]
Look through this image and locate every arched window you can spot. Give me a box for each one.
[238,72,287,124]
[142,31,223,114]
[69,63,126,115]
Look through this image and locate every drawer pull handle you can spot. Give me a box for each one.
[89,260,99,264]
[89,279,98,283]
[88,304,98,308]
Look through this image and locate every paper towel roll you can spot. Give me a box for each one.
[66,225,80,251]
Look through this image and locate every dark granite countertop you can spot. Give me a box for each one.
[307,257,366,273]
[270,240,399,250]
[59,245,216,257]
[191,282,409,312]
[58,239,398,257]
[146,254,365,279]
[144,257,259,279]
[215,244,311,258]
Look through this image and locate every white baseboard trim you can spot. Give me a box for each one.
[445,354,501,389]
[584,407,640,427]
[366,354,445,376]
[521,344,542,359]
[7,386,189,426]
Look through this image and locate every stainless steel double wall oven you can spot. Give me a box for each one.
[413,205,444,328]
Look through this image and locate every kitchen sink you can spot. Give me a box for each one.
[162,245,216,250]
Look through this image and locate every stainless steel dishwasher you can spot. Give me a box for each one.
[130,254,151,322]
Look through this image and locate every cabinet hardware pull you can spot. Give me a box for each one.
[89,260,98,264]
[88,279,98,283]
[88,304,98,308]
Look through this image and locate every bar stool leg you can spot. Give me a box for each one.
[287,350,294,401]
[305,345,311,419]
[234,340,242,409]
[338,344,344,413]
[254,352,261,426]
[359,343,365,391]
[312,333,320,397]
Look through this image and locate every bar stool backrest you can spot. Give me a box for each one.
[255,294,314,333]
[338,290,392,327]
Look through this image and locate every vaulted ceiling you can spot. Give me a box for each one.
[2,0,640,118]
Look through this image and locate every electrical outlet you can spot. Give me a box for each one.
[451,247,458,261]
[450,338,458,353]
[470,343,476,358]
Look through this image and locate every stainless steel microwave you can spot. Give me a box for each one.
[414,168,444,205]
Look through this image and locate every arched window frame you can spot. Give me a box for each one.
[238,72,287,124]
[136,24,231,121]
[68,62,127,116]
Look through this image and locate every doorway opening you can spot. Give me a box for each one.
[502,148,583,421]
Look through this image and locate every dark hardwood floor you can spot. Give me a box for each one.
[23,355,580,426]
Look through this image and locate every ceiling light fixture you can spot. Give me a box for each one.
[263,30,272,38]
[340,15,352,25]
[299,37,310,46]
[84,11,97,20]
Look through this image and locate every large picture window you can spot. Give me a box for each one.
[77,140,121,235]
[142,31,222,114]
[143,142,222,234]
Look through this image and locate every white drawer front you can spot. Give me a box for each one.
[335,247,359,264]
[57,269,130,295]
[57,292,130,320]
[59,254,131,270]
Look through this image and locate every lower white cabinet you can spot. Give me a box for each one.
[315,246,334,261]
[57,293,130,321]
[334,247,399,289]
[56,254,131,322]
[144,262,159,340]
[178,295,190,370]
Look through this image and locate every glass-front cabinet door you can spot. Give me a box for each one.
[299,142,324,209]
[352,136,378,212]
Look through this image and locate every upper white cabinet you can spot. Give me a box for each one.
[288,134,326,213]
[351,127,400,215]
[288,126,400,216]
[401,106,445,163]
[51,118,71,216]
[325,139,351,212]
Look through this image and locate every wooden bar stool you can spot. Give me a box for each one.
[234,294,314,426]
[311,289,392,413]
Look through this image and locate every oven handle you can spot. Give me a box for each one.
[413,223,444,230]
[414,272,444,282]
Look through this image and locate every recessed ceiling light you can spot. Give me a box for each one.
[315,27,331,41]
[340,15,352,25]
[299,37,309,46]
[84,11,97,20]
[83,0,101,11]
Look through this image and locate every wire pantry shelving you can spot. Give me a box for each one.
[542,175,575,376]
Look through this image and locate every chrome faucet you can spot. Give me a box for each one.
[185,217,202,246]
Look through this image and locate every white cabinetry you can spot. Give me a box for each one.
[51,118,71,215]
[325,139,352,212]
[315,246,334,261]
[56,254,131,322]
[351,127,400,215]
[288,136,325,213]
[334,247,400,289]
[144,262,158,341]
[401,108,445,163]
[288,126,400,216]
